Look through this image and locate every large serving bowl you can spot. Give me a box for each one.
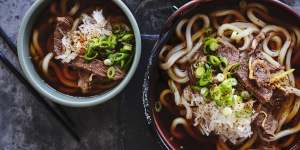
[17,0,141,107]
[143,0,300,149]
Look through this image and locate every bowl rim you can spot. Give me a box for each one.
[17,0,141,107]
[142,0,300,149]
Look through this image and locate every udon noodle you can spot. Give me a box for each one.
[157,1,300,149]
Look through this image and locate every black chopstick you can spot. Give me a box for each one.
[0,27,80,141]
[0,27,77,127]
[0,50,80,141]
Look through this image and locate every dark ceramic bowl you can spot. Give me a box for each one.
[143,0,300,149]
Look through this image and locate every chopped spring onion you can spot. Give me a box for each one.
[241,91,250,99]
[233,95,242,103]
[109,53,129,63]
[219,78,237,95]
[195,66,205,78]
[203,37,219,53]
[210,86,222,103]
[191,86,201,92]
[107,67,116,79]
[104,59,113,66]
[84,34,118,61]
[223,95,234,106]
[222,78,238,86]
[200,87,209,97]
[215,73,225,82]
[84,51,98,61]
[203,27,213,36]
[208,55,221,66]
[198,69,212,86]
[120,33,134,42]
[120,43,133,53]
[219,57,228,70]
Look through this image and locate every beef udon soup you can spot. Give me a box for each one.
[30,0,135,96]
[157,1,300,149]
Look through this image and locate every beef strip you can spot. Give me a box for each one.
[71,57,124,80]
[53,17,73,56]
[53,17,124,81]
[269,89,286,108]
[252,59,271,87]
[217,38,275,104]
[236,54,274,104]
[254,107,278,137]
[217,38,240,64]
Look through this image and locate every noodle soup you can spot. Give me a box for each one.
[152,0,300,149]
[30,0,135,96]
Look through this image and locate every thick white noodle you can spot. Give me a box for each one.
[185,14,209,52]
[68,1,80,16]
[167,68,189,83]
[286,33,296,87]
[173,65,188,78]
[263,33,280,57]
[42,52,54,75]
[176,19,188,41]
[168,80,181,105]
[218,24,243,36]
[239,35,252,51]
[211,10,246,29]
[160,50,187,70]
[261,51,281,68]
[260,25,291,64]
[247,8,267,27]
[179,37,203,63]
[219,23,258,50]
[165,43,185,60]
[159,45,172,61]
[231,22,258,29]
[246,3,268,27]
[167,66,189,84]
[292,27,300,48]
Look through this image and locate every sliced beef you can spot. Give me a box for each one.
[70,57,124,80]
[269,89,286,108]
[217,38,240,64]
[216,38,274,104]
[252,59,271,87]
[254,107,278,137]
[53,17,73,56]
[236,54,273,104]
[252,50,283,73]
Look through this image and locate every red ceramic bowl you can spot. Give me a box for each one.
[143,0,300,149]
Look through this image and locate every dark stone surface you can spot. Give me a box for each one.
[0,0,299,150]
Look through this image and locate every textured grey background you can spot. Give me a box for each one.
[0,0,299,150]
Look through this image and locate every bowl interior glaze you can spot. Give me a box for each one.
[143,0,300,149]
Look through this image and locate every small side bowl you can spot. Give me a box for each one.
[17,0,141,107]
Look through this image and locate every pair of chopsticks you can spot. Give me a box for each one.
[0,27,80,142]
